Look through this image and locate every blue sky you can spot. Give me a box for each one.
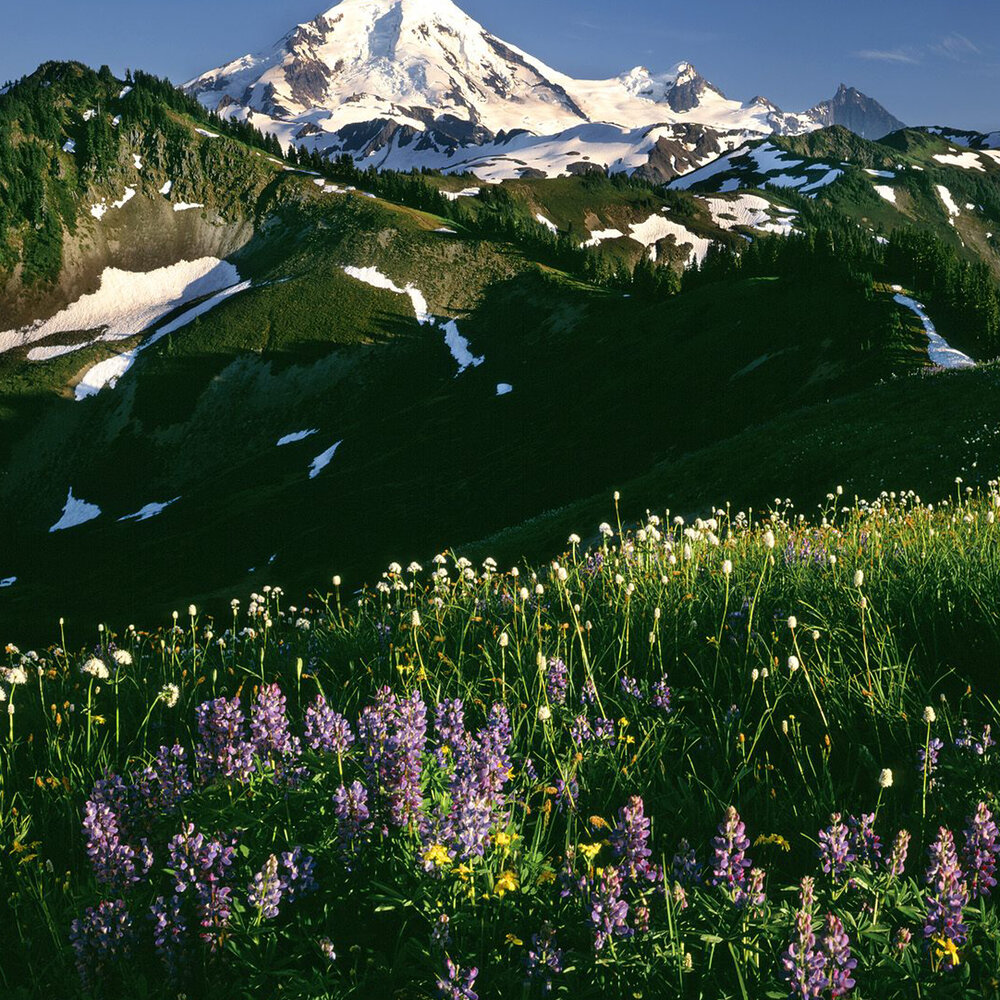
[2,0,997,130]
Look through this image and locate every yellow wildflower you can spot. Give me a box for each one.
[536,870,556,885]
[453,863,473,881]
[505,933,523,946]
[578,842,602,863]
[495,870,519,896]
[754,834,792,852]
[423,844,451,868]
[933,935,961,968]
[589,816,609,830]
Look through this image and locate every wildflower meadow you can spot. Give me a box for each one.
[4,483,1000,998]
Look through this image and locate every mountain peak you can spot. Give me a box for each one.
[808,84,906,139]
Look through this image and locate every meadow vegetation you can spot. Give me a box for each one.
[3,482,1000,998]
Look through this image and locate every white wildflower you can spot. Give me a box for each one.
[788,656,800,672]
[854,570,865,588]
[787,615,797,630]
[879,768,894,789]
[537,705,552,722]
[923,706,936,725]
[112,650,132,667]
[81,658,109,680]
[159,683,180,708]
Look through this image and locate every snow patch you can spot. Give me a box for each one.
[309,441,343,479]
[935,185,960,220]
[874,185,897,205]
[82,109,96,121]
[434,226,457,234]
[441,320,485,374]
[580,228,625,248]
[4,257,239,356]
[341,265,432,324]
[118,86,132,99]
[132,154,143,170]
[62,139,76,153]
[118,498,181,522]
[442,187,480,201]
[496,383,513,396]
[628,215,712,264]
[277,429,319,447]
[0,576,15,589]
[159,180,173,195]
[535,213,559,234]
[50,488,102,532]
[112,187,136,210]
[864,169,894,178]
[800,169,843,193]
[195,128,220,138]
[173,202,205,212]
[932,151,984,172]
[894,293,975,370]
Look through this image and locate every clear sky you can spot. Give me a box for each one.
[2,0,997,131]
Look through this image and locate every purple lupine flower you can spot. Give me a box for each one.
[822,913,857,996]
[150,894,186,980]
[955,721,995,756]
[304,695,354,755]
[82,799,152,891]
[589,865,632,951]
[581,677,598,705]
[195,696,255,783]
[818,814,855,882]
[88,773,134,828]
[436,958,479,1000]
[333,780,372,869]
[546,658,569,705]
[69,898,133,989]
[280,845,317,900]
[570,713,593,745]
[611,796,658,885]
[711,806,752,901]
[888,829,911,877]
[895,927,912,953]
[249,854,283,919]
[522,756,538,784]
[553,777,578,814]
[799,876,816,912]
[781,907,825,999]
[619,674,642,700]
[167,823,237,949]
[847,813,882,867]
[744,867,766,911]
[593,717,616,745]
[924,826,968,954]
[430,913,451,951]
[137,745,192,818]
[651,675,672,713]
[671,839,702,886]
[524,923,563,994]
[962,802,999,900]
[434,699,466,763]
[917,737,944,787]
[358,687,428,829]
[440,704,513,859]
[250,683,301,760]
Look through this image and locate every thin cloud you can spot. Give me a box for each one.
[932,33,981,61]
[855,48,920,65]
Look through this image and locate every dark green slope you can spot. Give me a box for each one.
[0,64,998,640]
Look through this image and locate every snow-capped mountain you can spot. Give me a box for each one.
[185,0,905,181]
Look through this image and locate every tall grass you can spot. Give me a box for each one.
[3,481,1000,998]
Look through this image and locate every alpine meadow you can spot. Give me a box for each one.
[2,1,1000,997]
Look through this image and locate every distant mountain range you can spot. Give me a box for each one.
[184,0,906,182]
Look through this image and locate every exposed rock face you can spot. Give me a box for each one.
[808,84,906,139]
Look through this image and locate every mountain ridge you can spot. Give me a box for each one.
[184,0,905,181]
